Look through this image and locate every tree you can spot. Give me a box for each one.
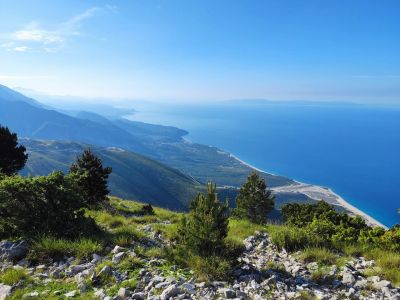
[234,172,275,224]
[0,126,28,176]
[69,148,112,207]
[178,182,229,256]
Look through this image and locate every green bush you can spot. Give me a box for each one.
[0,172,96,238]
[188,255,232,281]
[178,182,229,256]
[281,201,400,253]
[268,225,326,251]
[380,225,400,252]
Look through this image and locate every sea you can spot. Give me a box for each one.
[128,100,400,227]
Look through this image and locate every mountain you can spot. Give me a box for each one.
[0,84,43,107]
[0,84,293,188]
[22,139,202,210]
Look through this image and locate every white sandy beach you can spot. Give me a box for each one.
[229,153,388,229]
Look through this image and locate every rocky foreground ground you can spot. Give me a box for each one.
[1,225,399,300]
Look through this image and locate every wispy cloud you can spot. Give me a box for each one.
[1,5,116,53]
[13,46,30,52]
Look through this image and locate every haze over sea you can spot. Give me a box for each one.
[129,101,400,227]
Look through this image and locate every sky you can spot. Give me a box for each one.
[0,0,399,103]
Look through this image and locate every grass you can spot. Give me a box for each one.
[299,247,339,265]
[0,268,28,285]
[109,225,145,247]
[227,218,267,244]
[362,248,400,286]
[187,254,232,281]
[310,266,337,286]
[267,225,327,252]
[262,261,290,276]
[116,256,145,274]
[29,236,103,262]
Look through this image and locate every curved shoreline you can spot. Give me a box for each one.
[229,153,388,229]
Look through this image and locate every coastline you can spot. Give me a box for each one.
[229,153,388,229]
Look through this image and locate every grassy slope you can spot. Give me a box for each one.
[22,139,202,210]
[1,196,399,299]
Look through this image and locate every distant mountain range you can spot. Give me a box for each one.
[0,84,291,186]
[0,84,296,209]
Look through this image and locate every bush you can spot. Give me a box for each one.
[0,172,95,238]
[178,182,229,256]
[234,172,275,224]
[188,255,232,281]
[380,225,400,252]
[139,203,155,215]
[280,201,400,251]
[268,225,326,251]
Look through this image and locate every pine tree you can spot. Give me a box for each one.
[178,182,229,256]
[0,125,28,176]
[234,172,275,224]
[69,148,112,207]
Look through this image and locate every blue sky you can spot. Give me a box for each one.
[0,0,399,103]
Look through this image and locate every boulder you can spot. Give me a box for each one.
[0,284,12,300]
[373,280,391,290]
[118,287,129,299]
[131,292,145,300]
[160,284,180,300]
[219,288,236,298]
[0,240,28,261]
[181,283,196,295]
[64,290,78,298]
[342,272,356,285]
[112,252,126,264]
[111,245,126,254]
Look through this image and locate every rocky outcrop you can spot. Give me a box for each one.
[1,230,399,299]
[0,240,28,262]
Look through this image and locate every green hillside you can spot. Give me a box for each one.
[22,139,202,210]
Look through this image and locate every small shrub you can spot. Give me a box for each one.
[380,225,400,252]
[178,182,229,256]
[268,225,326,251]
[139,204,155,215]
[188,255,232,281]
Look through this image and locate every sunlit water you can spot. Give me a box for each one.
[128,101,400,227]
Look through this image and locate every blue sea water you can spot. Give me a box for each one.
[129,101,400,227]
